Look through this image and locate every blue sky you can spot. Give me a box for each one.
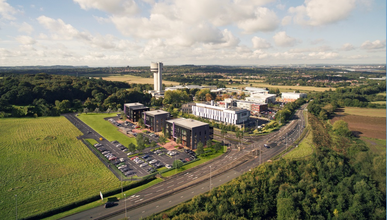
[0,0,385,66]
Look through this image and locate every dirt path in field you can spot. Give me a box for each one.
[331,112,386,139]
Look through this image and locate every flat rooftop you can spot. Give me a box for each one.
[166,118,208,129]
[124,103,144,107]
[145,110,169,116]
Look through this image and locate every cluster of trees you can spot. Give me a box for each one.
[0,73,151,117]
[308,83,386,120]
[147,112,386,220]
[275,98,306,124]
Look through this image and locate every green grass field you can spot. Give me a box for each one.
[343,107,386,117]
[77,113,136,146]
[284,130,314,160]
[0,117,130,219]
[361,137,386,155]
[371,101,386,104]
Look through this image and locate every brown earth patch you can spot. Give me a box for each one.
[331,112,386,139]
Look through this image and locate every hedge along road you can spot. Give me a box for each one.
[61,104,308,220]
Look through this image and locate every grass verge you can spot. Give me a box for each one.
[360,137,386,155]
[77,113,136,146]
[161,151,224,178]
[283,130,314,160]
[42,178,163,220]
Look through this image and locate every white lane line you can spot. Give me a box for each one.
[169,201,171,203]
[144,193,152,197]
[167,185,174,188]
[156,189,164,192]
[181,196,184,198]
[178,181,184,184]
[191,191,194,193]
[153,184,164,189]
[134,199,143,203]
[156,205,159,208]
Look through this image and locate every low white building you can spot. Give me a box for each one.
[281,92,307,102]
[244,87,268,95]
[245,94,276,103]
[192,102,250,125]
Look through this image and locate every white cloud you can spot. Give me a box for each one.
[237,7,279,33]
[281,16,292,26]
[360,40,386,50]
[340,43,355,51]
[308,52,339,59]
[0,0,17,20]
[310,38,324,45]
[18,22,34,34]
[276,4,286,10]
[273,31,298,47]
[16,35,36,45]
[289,0,356,26]
[73,0,139,15]
[252,36,272,49]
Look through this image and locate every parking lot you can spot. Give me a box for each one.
[91,117,197,178]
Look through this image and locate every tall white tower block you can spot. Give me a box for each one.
[150,62,163,93]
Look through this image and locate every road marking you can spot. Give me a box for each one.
[144,193,152,196]
[167,185,174,188]
[202,187,204,189]
[142,211,145,213]
[219,179,221,181]
[156,189,164,192]
[156,205,159,208]
[181,196,184,198]
[135,199,143,203]
[192,191,194,193]
[169,201,171,203]
[153,184,164,189]
[178,181,184,184]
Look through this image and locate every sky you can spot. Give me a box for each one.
[0,0,385,67]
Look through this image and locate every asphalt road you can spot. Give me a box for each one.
[61,104,307,220]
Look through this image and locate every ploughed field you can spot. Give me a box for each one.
[331,107,386,140]
[0,117,120,219]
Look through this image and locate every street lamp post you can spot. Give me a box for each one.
[209,165,212,192]
[124,193,127,219]
[121,175,123,199]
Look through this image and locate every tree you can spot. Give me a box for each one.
[206,139,213,148]
[332,120,352,137]
[176,137,182,144]
[83,107,89,114]
[196,141,204,155]
[214,142,222,152]
[235,130,242,147]
[94,107,100,113]
[173,159,183,169]
[128,143,136,153]
[150,141,157,149]
[159,135,167,144]
[106,108,111,114]
[138,118,145,129]
[136,133,146,152]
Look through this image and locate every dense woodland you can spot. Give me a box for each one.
[147,111,386,220]
[0,73,151,117]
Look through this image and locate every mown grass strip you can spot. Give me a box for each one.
[77,113,137,146]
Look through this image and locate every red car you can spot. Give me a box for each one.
[130,156,138,160]
[109,157,117,161]
[185,158,190,162]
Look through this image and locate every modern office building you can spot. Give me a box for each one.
[181,102,196,114]
[151,62,163,93]
[165,118,213,150]
[192,102,250,125]
[143,110,170,132]
[236,100,268,113]
[124,103,150,122]
[244,87,269,95]
[281,92,307,102]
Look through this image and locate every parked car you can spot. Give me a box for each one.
[185,158,190,162]
[124,171,135,176]
[105,202,116,208]
[127,152,134,156]
[142,154,150,159]
[149,159,157,164]
[264,144,270,148]
[140,163,148,167]
[165,164,172,169]
[108,157,117,161]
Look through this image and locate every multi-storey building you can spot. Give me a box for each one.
[124,103,149,122]
[192,102,250,125]
[143,110,170,132]
[165,118,213,150]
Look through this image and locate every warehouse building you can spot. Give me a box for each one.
[281,92,307,102]
[245,94,276,103]
[143,110,170,132]
[165,118,213,150]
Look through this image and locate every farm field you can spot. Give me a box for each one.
[284,130,314,160]
[77,113,136,146]
[102,75,180,86]
[361,137,386,155]
[0,117,127,219]
[371,101,386,104]
[331,108,386,140]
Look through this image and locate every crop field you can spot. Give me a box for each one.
[77,113,136,146]
[360,137,386,155]
[102,75,180,85]
[0,117,127,219]
[342,107,386,117]
[284,130,314,160]
[331,108,386,140]
[371,101,386,104]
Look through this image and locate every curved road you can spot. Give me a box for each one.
[62,104,307,220]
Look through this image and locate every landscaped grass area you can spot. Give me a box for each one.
[78,113,136,146]
[161,151,224,177]
[343,107,386,117]
[0,117,130,219]
[371,101,386,104]
[284,130,314,160]
[102,75,179,86]
[43,178,163,220]
[361,137,386,155]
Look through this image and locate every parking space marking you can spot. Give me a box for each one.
[135,199,143,203]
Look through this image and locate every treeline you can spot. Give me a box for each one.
[308,83,386,119]
[0,73,151,117]
[146,113,386,220]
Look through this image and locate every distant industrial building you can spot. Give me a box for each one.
[245,94,276,103]
[236,101,268,112]
[244,87,269,95]
[124,103,149,122]
[192,102,250,125]
[281,92,307,102]
[143,110,170,132]
[165,118,213,150]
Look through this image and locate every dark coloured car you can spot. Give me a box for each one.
[105,202,116,208]
[142,154,150,159]
[264,144,270,148]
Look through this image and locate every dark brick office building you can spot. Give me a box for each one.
[143,110,170,132]
[124,103,149,122]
